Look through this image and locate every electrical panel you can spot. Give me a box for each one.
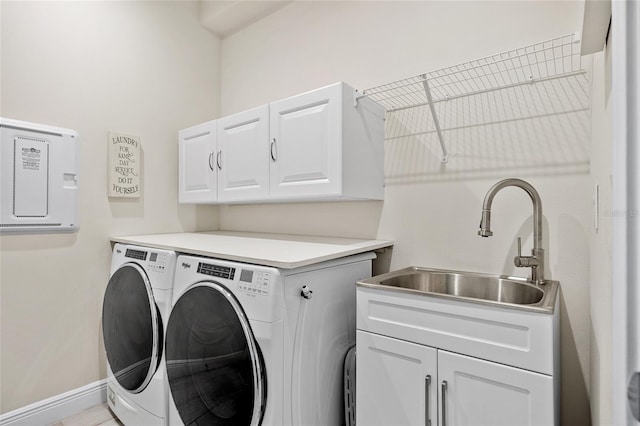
[1,117,79,234]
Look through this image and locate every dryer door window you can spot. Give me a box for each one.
[166,282,266,426]
[102,263,161,393]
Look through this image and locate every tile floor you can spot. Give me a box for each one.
[49,403,122,426]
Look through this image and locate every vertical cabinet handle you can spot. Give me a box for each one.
[208,152,214,171]
[441,380,448,426]
[425,375,431,426]
[270,138,277,161]
[216,150,222,170]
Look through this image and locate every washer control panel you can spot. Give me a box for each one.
[194,262,271,297]
[238,269,271,296]
[175,255,281,322]
[197,262,236,280]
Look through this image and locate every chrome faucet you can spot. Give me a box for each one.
[478,178,545,286]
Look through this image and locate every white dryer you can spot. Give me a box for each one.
[165,252,374,426]
[101,243,177,426]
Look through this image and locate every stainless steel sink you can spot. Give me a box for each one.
[357,267,559,313]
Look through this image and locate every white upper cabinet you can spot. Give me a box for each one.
[217,105,270,202]
[178,120,217,203]
[178,82,385,204]
[269,83,342,198]
[269,82,385,201]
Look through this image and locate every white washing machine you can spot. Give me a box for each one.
[101,243,177,426]
[165,252,375,426]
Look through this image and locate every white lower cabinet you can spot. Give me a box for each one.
[357,331,437,426]
[438,349,554,426]
[357,331,554,426]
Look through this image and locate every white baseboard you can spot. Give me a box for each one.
[0,380,107,426]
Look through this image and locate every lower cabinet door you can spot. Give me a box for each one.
[438,349,554,426]
[356,331,437,426]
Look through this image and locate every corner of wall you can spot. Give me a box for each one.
[587,39,614,426]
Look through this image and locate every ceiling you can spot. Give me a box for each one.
[199,1,293,38]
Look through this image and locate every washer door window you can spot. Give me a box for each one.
[166,283,266,426]
[102,263,162,393]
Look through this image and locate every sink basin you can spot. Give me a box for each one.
[380,271,543,304]
[358,267,559,313]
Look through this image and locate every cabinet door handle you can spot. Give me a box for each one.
[216,150,222,170]
[208,152,214,171]
[425,375,431,426]
[441,380,448,426]
[270,138,277,161]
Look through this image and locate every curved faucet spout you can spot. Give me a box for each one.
[478,178,545,285]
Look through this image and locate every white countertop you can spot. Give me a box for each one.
[111,231,393,269]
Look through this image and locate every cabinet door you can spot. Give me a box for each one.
[269,83,342,198]
[178,121,217,203]
[357,331,438,426]
[217,105,270,202]
[438,350,554,426]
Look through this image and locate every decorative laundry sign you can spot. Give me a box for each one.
[108,132,140,198]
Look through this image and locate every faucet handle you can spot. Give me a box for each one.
[514,237,525,268]
[514,236,539,269]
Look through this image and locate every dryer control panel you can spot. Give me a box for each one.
[111,243,177,291]
[123,247,172,274]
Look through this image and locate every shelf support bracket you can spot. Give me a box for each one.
[353,89,365,108]
[421,75,449,163]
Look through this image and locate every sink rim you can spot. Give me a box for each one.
[357,266,559,314]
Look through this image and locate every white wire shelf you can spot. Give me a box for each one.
[361,33,586,163]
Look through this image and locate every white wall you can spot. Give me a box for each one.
[219,1,593,423]
[0,1,219,413]
[0,1,610,422]
[589,42,613,425]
